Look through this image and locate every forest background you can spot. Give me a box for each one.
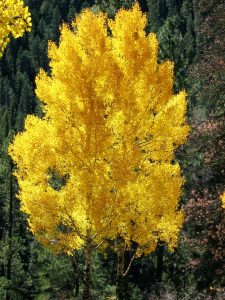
[0,0,224,299]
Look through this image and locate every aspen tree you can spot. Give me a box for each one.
[0,0,31,57]
[9,4,189,299]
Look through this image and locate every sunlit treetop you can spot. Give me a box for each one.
[0,0,31,57]
[9,3,189,256]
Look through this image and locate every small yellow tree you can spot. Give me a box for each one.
[0,0,31,57]
[9,4,189,299]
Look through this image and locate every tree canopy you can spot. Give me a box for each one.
[9,3,189,256]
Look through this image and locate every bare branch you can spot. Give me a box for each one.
[123,249,137,277]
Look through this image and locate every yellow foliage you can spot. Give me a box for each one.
[0,0,31,57]
[9,3,189,255]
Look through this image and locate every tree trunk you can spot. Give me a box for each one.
[116,240,130,300]
[83,232,92,300]
[71,253,79,297]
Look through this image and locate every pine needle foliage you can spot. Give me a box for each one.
[9,3,189,256]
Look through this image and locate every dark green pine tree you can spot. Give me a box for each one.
[15,76,35,131]
[146,0,167,31]
[0,131,41,299]
[147,0,196,91]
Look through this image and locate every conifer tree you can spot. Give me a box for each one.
[9,4,189,299]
